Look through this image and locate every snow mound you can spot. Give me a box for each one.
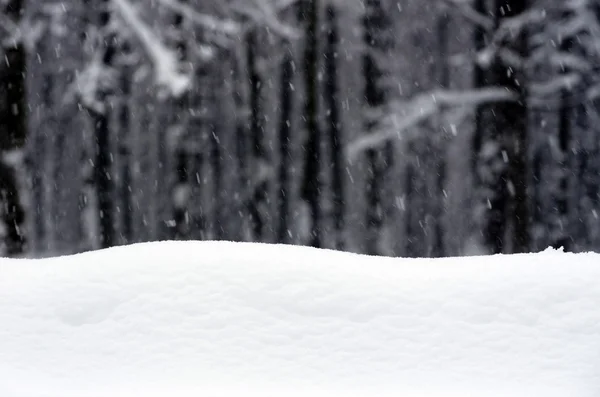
[1,241,600,397]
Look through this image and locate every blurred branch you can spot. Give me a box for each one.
[346,88,517,160]
[0,11,18,40]
[113,0,191,97]
[530,73,581,97]
[0,10,43,51]
[156,0,240,35]
[440,0,494,30]
[157,0,301,40]
[234,0,301,39]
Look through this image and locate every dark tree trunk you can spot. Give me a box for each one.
[575,103,589,249]
[233,47,250,241]
[0,164,25,256]
[212,51,240,241]
[187,64,211,241]
[118,53,133,244]
[584,99,600,247]
[363,0,392,255]
[553,39,572,250]
[173,149,189,239]
[155,113,170,240]
[246,30,269,242]
[300,0,322,248]
[471,0,486,177]
[92,110,114,248]
[31,132,46,253]
[471,0,488,254]
[324,5,344,250]
[474,0,529,254]
[31,71,53,253]
[404,143,428,258]
[51,119,66,251]
[531,147,543,250]
[404,157,417,258]
[189,153,205,239]
[170,4,190,241]
[431,11,450,257]
[497,0,529,254]
[0,0,28,255]
[89,0,117,249]
[554,17,588,251]
[277,46,294,244]
[210,84,223,240]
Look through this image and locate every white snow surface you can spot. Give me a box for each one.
[1,241,600,397]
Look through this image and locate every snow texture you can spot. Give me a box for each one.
[1,241,600,397]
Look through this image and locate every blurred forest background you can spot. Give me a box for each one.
[0,0,599,258]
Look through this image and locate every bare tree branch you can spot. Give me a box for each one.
[234,0,300,39]
[156,0,240,35]
[440,0,494,30]
[346,88,517,160]
[112,0,190,97]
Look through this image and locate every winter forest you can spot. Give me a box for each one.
[0,0,598,258]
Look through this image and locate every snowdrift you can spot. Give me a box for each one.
[1,241,599,397]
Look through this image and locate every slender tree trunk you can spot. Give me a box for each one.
[584,99,600,247]
[155,105,170,240]
[173,148,189,239]
[500,0,529,253]
[575,101,589,249]
[404,144,428,258]
[189,152,206,239]
[277,44,294,244]
[77,0,95,252]
[118,48,133,244]
[553,35,572,250]
[170,1,190,240]
[246,30,269,242]
[50,1,87,255]
[324,5,344,250]
[568,27,593,251]
[471,0,486,176]
[404,157,417,258]
[209,68,223,240]
[91,112,114,249]
[89,0,117,249]
[28,17,55,255]
[471,0,487,254]
[473,0,529,254]
[0,0,28,255]
[531,146,543,250]
[188,64,210,240]
[431,11,450,257]
[0,164,25,256]
[233,45,250,241]
[214,50,241,241]
[51,118,65,251]
[300,0,322,248]
[30,69,53,254]
[363,0,392,255]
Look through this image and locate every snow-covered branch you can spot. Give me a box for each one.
[346,88,517,159]
[74,51,118,114]
[156,0,240,36]
[0,10,44,52]
[234,0,301,39]
[112,0,190,97]
[530,73,582,97]
[440,0,494,30]
[0,12,19,45]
